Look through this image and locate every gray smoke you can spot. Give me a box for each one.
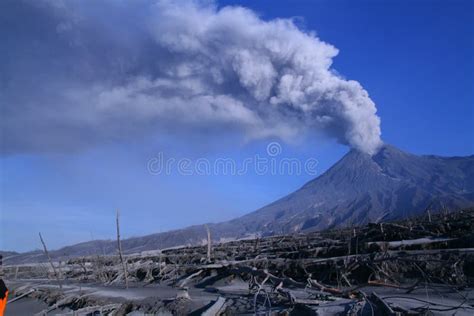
[0,0,382,155]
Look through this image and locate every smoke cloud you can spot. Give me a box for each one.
[0,0,382,155]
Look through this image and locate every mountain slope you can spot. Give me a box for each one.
[5,144,474,263]
[229,144,474,235]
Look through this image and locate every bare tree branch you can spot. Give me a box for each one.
[39,232,62,291]
[205,224,212,263]
[116,209,129,289]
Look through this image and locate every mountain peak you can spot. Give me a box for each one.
[241,144,474,234]
[375,143,412,156]
[342,143,417,172]
[346,143,409,159]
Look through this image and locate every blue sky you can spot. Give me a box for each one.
[1,0,473,252]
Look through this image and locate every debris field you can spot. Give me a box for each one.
[3,209,474,315]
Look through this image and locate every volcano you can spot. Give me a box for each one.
[5,144,474,263]
[226,144,474,235]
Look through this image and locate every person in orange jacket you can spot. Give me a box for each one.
[0,278,7,316]
[0,254,7,316]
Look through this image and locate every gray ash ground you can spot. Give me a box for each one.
[2,209,474,315]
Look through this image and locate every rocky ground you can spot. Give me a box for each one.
[2,209,474,315]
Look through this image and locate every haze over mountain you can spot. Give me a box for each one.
[4,144,474,264]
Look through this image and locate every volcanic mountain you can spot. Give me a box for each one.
[225,144,474,235]
[4,144,474,263]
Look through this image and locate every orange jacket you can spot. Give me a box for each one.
[0,279,7,316]
[0,291,7,316]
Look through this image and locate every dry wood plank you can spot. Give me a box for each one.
[369,292,397,316]
[202,296,226,316]
[7,288,35,304]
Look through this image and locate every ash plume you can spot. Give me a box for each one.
[0,0,382,155]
